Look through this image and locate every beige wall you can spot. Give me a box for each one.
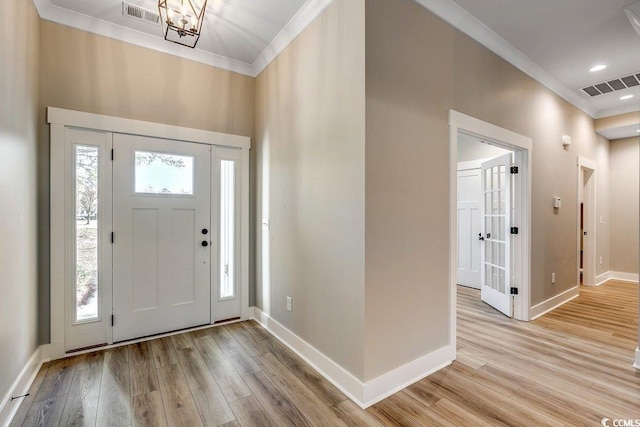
[0,0,40,402]
[364,0,610,380]
[609,137,639,275]
[255,0,366,378]
[38,21,255,342]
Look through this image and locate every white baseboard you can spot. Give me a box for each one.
[250,307,453,408]
[0,344,50,427]
[529,286,580,320]
[361,345,453,407]
[610,271,639,283]
[596,271,611,286]
[634,348,640,370]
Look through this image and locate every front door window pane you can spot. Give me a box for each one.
[134,151,194,195]
[75,145,99,321]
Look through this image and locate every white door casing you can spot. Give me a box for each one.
[112,134,211,342]
[457,166,482,288]
[480,153,513,317]
[49,107,251,359]
[577,157,597,287]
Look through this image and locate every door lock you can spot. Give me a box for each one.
[202,228,209,235]
[478,233,485,241]
[201,241,209,247]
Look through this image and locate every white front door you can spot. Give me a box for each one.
[457,168,482,288]
[112,134,211,342]
[480,153,513,317]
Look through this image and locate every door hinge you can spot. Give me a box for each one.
[510,227,519,235]
[111,315,115,326]
[510,287,518,295]
[111,149,114,161]
[111,232,114,244]
[510,166,519,174]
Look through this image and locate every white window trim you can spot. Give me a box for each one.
[49,107,251,360]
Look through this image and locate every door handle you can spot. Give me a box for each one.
[201,241,209,247]
[583,231,588,236]
[486,233,491,239]
[478,233,485,241]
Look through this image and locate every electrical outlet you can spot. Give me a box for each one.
[286,296,292,312]
[551,273,556,284]
[600,256,603,265]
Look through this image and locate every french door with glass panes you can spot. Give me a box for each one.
[480,153,513,317]
[51,111,249,358]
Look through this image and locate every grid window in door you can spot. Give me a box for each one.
[219,160,236,300]
[74,145,99,321]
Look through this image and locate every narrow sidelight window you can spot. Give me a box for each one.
[219,160,235,299]
[75,145,99,321]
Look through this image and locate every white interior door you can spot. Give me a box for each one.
[480,153,513,317]
[457,168,482,288]
[112,134,211,342]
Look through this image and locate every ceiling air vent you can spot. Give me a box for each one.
[582,72,640,97]
[122,2,160,25]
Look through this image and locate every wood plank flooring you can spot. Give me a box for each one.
[12,280,639,426]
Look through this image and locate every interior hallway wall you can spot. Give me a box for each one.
[364,0,610,380]
[609,137,639,275]
[255,0,366,378]
[0,0,40,404]
[38,20,255,342]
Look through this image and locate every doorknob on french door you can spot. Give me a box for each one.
[478,233,485,241]
[202,241,209,247]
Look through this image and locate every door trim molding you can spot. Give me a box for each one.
[449,110,533,353]
[48,107,251,150]
[49,107,251,360]
[577,157,597,287]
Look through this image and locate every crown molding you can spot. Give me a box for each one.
[31,0,334,78]
[251,0,334,76]
[411,0,599,118]
[595,104,640,119]
[31,0,252,76]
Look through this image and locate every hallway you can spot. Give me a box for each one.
[12,281,639,426]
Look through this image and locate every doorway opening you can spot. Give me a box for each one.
[448,110,532,353]
[577,157,597,287]
[49,108,251,359]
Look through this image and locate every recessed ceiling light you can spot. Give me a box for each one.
[620,94,635,100]
[590,64,607,72]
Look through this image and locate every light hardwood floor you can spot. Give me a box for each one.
[12,280,640,426]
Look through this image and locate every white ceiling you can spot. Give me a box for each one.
[33,0,640,136]
[449,0,640,118]
[49,0,306,65]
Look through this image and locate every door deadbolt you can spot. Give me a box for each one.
[202,228,209,235]
[202,241,209,247]
[478,233,485,241]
